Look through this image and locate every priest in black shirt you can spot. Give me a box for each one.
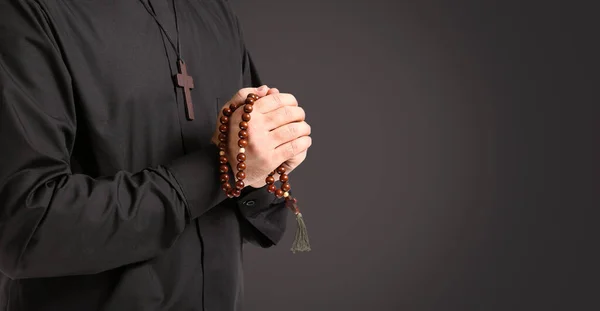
[0,0,313,310]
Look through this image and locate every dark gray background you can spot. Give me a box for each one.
[231,1,598,310]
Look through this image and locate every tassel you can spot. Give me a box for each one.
[287,197,311,253]
[291,212,311,253]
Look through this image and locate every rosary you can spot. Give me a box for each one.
[137,0,310,253]
[216,93,311,253]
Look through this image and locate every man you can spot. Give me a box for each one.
[0,0,312,310]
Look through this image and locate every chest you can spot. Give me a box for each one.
[44,1,245,169]
[48,1,242,132]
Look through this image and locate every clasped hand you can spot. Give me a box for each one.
[211,85,312,189]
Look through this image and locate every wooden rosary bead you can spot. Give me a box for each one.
[220,174,229,183]
[276,166,286,174]
[243,105,253,113]
[275,189,284,198]
[238,130,248,138]
[219,165,229,173]
[236,171,246,180]
[219,156,228,164]
[219,124,228,133]
[268,184,277,193]
[220,116,229,124]
[218,142,227,151]
[218,133,227,142]
[279,174,289,182]
[266,176,275,185]
[242,113,251,121]
[282,182,291,191]
[238,139,248,148]
[223,107,232,117]
[237,153,246,162]
[235,180,245,189]
[237,162,246,171]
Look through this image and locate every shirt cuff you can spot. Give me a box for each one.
[236,185,289,246]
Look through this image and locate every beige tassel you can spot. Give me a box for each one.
[287,197,311,253]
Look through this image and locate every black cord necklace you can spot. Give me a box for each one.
[139,0,195,120]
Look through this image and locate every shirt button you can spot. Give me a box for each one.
[243,200,256,206]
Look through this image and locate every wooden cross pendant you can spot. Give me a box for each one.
[175,59,195,120]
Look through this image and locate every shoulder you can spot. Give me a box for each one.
[0,0,53,16]
[194,0,243,33]
[0,0,57,45]
[0,0,59,36]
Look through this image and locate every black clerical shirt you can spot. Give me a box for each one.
[0,1,288,310]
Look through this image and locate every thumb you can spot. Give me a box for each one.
[231,85,270,104]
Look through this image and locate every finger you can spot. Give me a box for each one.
[288,150,308,166]
[275,136,312,162]
[230,85,270,106]
[269,121,311,146]
[254,93,298,114]
[218,86,271,120]
[281,150,308,174]
[264,106,306,131]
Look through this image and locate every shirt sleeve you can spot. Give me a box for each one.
[0,0,226,280]
[230,11,290,248]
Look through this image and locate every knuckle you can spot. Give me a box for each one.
[282,106,292,117]
[278,93,297,106]
[272,108,286,124]
[287,123,297,137]
[286,107,304,122]
[296,107,306,119]
[292,139,301,153]
[273,94,284,106]
[304,136,313,149]
[301,122,311,135]
[286,141,297,158]
[287,94,298,106]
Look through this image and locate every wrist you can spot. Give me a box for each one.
[248,181,266,189]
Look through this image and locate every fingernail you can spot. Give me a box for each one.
[257,85,267,92]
